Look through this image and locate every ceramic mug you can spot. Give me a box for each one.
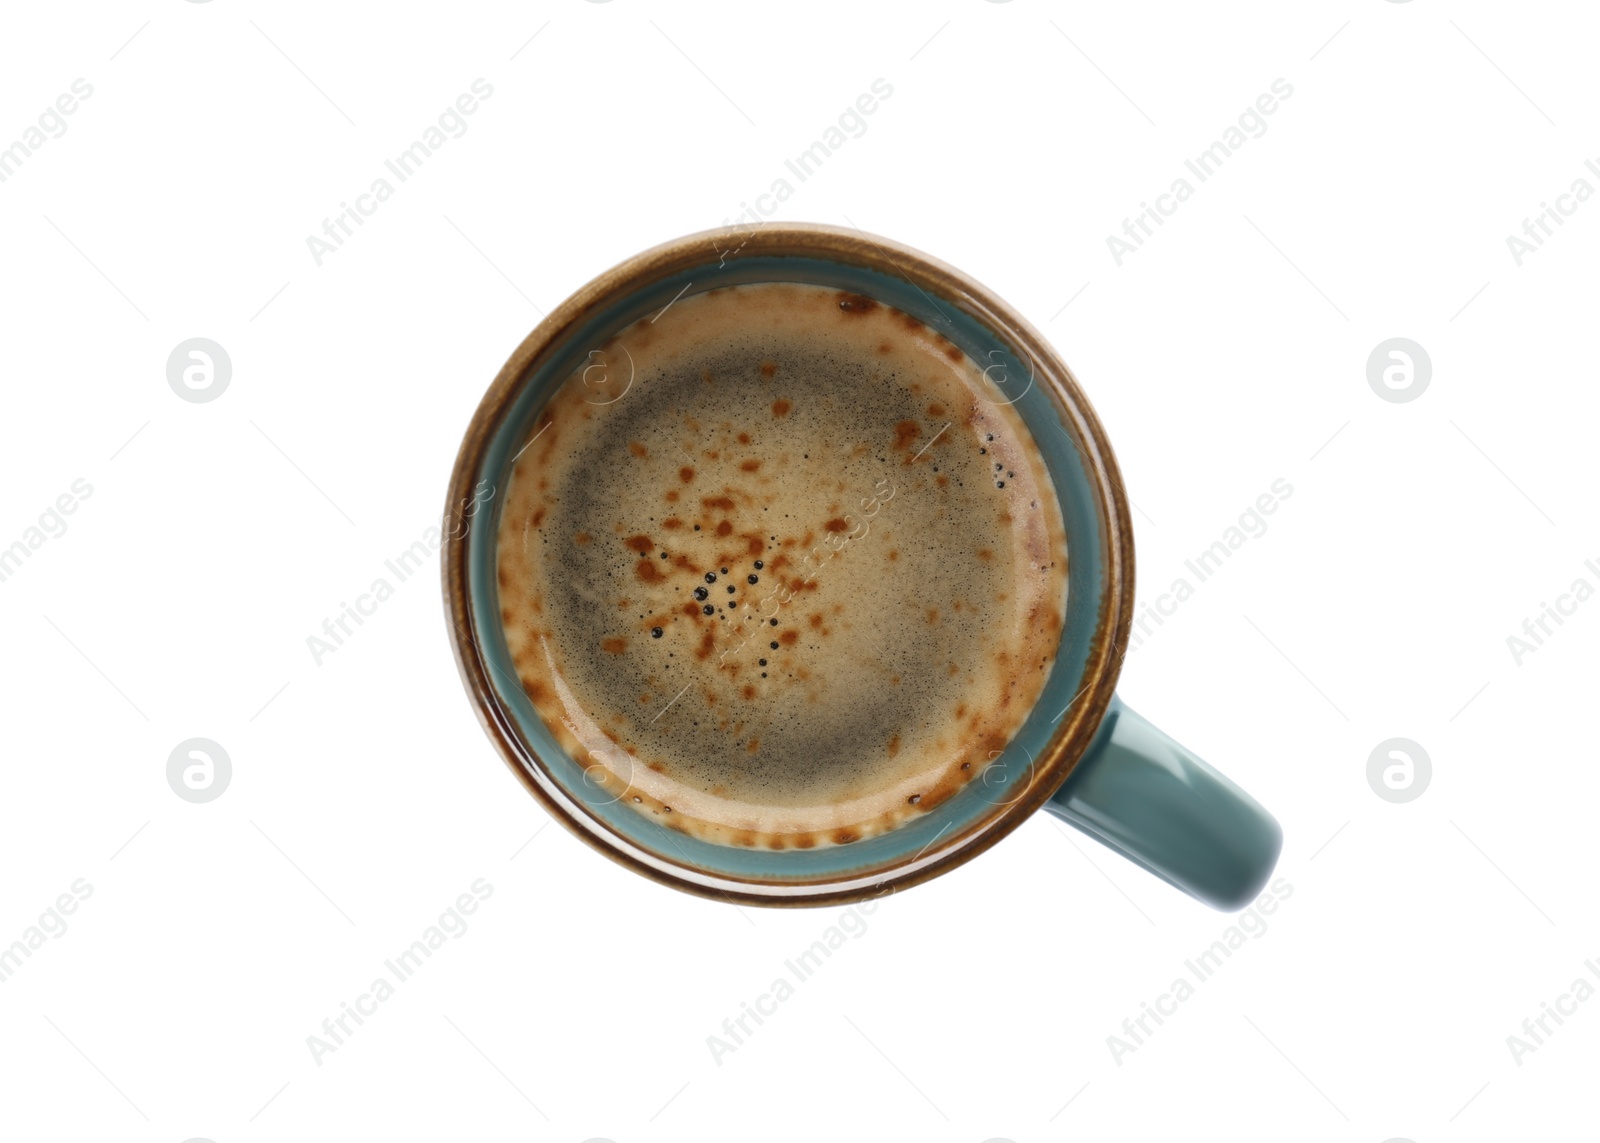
[443,223,1281,910]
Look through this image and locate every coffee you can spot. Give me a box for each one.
[496,282,1067,849]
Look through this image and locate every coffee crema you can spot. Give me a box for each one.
[495,282,1067,849]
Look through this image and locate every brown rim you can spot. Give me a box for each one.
[442,222,1135,907]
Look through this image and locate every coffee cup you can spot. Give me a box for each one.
[443,223,1281,910]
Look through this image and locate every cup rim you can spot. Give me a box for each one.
[442,221,1135,906]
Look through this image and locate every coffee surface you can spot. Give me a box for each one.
[495,283,1067,848]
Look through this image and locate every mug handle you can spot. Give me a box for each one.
[1044,697,1282,911]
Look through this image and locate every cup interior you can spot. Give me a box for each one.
[451,228,1129,902]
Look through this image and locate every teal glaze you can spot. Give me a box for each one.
[1048,698,1282,910]
[465,247,1281,909]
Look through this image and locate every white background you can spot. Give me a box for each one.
[1,2,1596,1140]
